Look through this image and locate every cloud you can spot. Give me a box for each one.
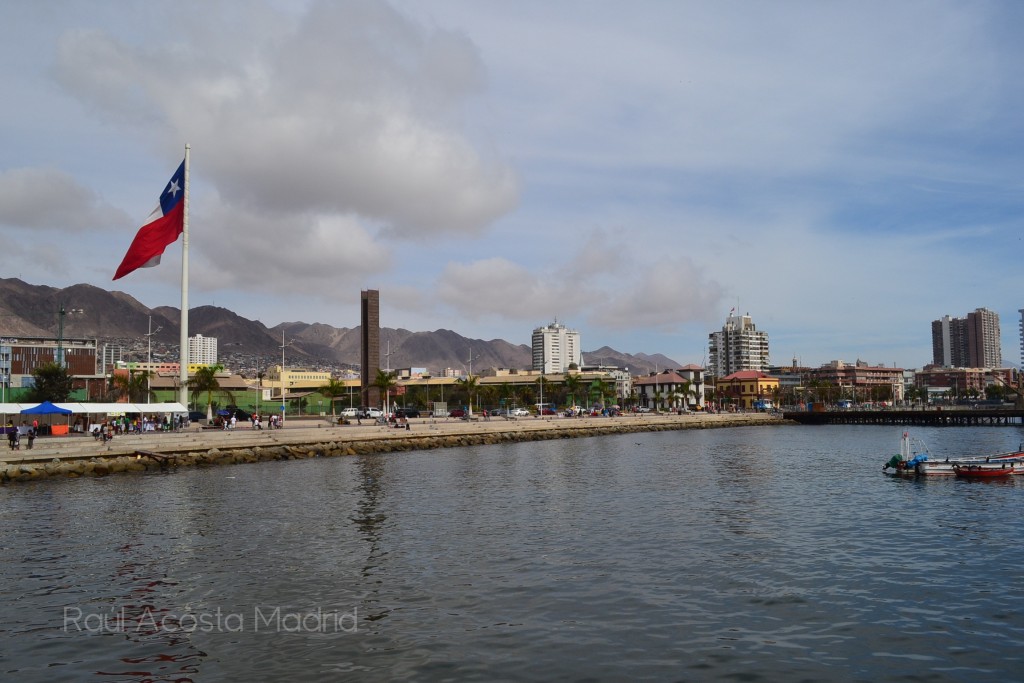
[0,167,130,232]
[188,202,391,296]
[52,0,519,245]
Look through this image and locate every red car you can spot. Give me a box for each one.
[541,408,557,415]
[449,409,466,418]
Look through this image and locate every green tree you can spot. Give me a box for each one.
[318,378,348,421]
[187,364,233,419]
[564,373,584,408]
[455,374,479,415]
[27,362,74,402]
[373,369,397,412]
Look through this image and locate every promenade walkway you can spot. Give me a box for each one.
[2,412,783,467]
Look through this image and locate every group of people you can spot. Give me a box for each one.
[5,420,37,450]
[245,412,281,430]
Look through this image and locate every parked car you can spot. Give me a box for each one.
[394,408,420,418]
[510,407,530,417]
[225,406,252,421]
[489,408,509,417]
[449,409,466,418]
[340,407,359,418]
[541,408,557,415]
[188,411,206,423]
[364,408,383,419]
[636,406,652,413]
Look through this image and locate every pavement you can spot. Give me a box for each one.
[1,412,781,465]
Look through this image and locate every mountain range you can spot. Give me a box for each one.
[0,278,680,374]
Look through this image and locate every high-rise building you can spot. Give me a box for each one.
[361,289,380,408]
[1019,309,1024,368]
[532,320,582,374]
[931,308,1001,369]
[931,315,967,367]
[966,308,1001,368]
[708,311,770,378]
[188,334,218,365]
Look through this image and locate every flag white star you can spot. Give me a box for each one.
[166,178,181,197]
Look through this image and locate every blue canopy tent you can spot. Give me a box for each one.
[20,401,73,415]
[20,401,74,435]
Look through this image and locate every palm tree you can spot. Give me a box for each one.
[373,369,397,414]
[455,375,479,416]
[111,369,154,403]
[564,373,584,409]
[318,378,348,422]
[187,364,233,420]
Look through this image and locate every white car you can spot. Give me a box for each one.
[510,408,530,417]
[340,407,359,418]
[365,408,383,419]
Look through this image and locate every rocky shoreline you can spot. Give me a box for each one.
[1,412,787,484]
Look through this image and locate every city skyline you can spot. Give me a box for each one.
[1,2,1022,369]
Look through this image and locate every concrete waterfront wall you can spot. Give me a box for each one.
[0,413,786,484]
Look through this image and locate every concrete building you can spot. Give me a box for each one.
[707,312,770,378]
[188,334,218,365]
[361,289,380,409]
[1020,309,1024,368]
[931,308,1001,369]
[967,308,1001,369]
[532,320,582,374]
[931,315,967,367]
[715,370,779,410]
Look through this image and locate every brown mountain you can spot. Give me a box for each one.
[0,278,680,374]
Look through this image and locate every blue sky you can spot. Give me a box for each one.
[1,0,1022,369]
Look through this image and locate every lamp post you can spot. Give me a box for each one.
[279,331,292,424]
[57,303,84,368]
[144,315,162,403]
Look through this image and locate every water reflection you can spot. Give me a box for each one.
[351,454,391,624]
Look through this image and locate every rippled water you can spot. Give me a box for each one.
[3,425,1024,681]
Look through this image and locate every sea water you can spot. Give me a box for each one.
[2,424,1023,681]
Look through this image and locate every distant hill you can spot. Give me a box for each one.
[0,277,681,374]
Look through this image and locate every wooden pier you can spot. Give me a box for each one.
[783,408,1024,426]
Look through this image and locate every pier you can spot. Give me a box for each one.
[783,408,1024,426]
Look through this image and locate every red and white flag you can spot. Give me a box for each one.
[113,160,185,280]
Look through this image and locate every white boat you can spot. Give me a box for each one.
[882,432,1024,476]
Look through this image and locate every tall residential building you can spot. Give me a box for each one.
[532,320,582,374]
[931,315,967,367]
[966,307,1001,368]
[1019,309,1024,367]
[707,311,770,378]
[188,334,218,365]
[931,308,1001,369]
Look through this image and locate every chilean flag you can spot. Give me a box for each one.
[113,160,185,280]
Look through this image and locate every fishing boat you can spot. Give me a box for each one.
[953,462,1016,478]
[883,432,1024,476]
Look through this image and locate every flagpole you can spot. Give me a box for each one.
[178,144,190,407]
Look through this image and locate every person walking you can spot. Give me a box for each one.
[6,421,16,450]
[26,426,35,449]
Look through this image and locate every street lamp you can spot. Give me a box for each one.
[57,303,84,368]
[144,315,162,403]
[279,331,293,424]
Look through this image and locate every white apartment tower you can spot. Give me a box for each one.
[708,311,770,378]
[1020,309,1024,368]
[532,320,582,374]
[189,334,218,365]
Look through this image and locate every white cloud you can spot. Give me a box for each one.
[52,0,519,244]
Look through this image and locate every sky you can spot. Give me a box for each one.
[2,0,1023,370]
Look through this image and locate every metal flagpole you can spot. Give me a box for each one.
[178,144,190,407]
